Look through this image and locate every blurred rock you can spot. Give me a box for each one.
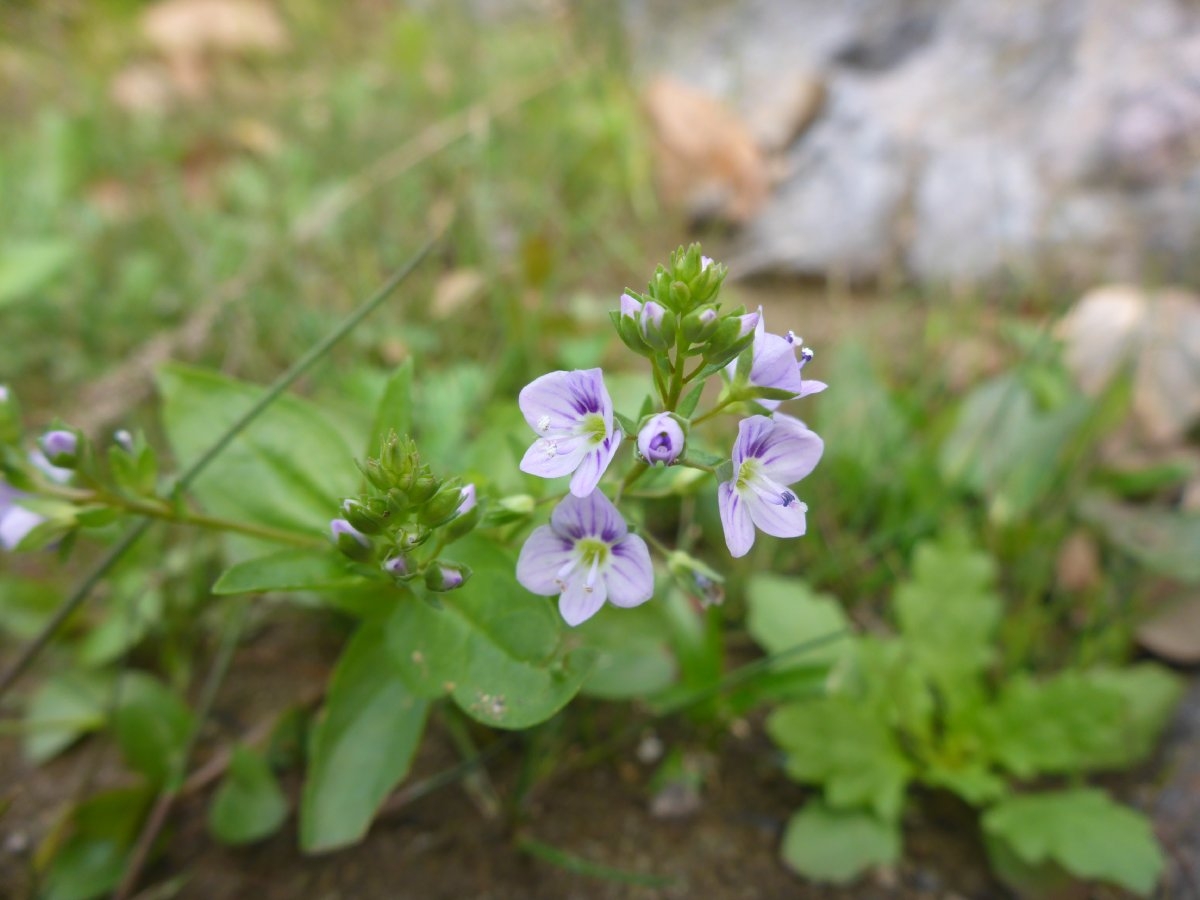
[624,0,1200,287]
[1137,597,1200,665]
[642,76,770,224]
[1058,284,1200,446]
[142,0,288,58]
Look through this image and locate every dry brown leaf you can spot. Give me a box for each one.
[142,0,288,58]
[1056,530,1102,593]
[431,269,486,320]
[643,75,769,224]
[1058,284,1200,445]
[1137,596,1200,665]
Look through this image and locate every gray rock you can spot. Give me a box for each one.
[624,0,1200,287]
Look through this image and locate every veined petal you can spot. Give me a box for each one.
[743,486,808,539]
[568,430,621,497]
[519,369,609,435]
[732,415,775,468]
[516,526,576,595]
[520,437,588,480]
[605,535,654,607]
[559,572,607,626]
[550,490,628,543]
[757,418,824,485]
[751,331,804,396]
[718,480,755,558]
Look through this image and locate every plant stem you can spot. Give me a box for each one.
[691,395,737,426]
[614,461,647,503]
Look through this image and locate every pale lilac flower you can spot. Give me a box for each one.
[701,255,714,270]
[29,450,73,484]
[637,413,685,465]
[425,562,469,592]
[0,483,43,551]
[718,415,823,558]
[517,490,654,626]
[382,555,409,577]
[727,310,827,410]
[519,369,621,497]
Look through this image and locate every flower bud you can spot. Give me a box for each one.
[669,280,691,310]
[612,294,654,357]
[342,497,389,535]
[640,301,677,351]
[39,430,79,468]
[703,310,760,367]
[113,429,135,454]
[455,483,477,517]
[681,307,718,344]
[424,561,471,592]
[382,554,415,581]
[419,480,464,526]
[330,518,372,561]
[637,413,685,466]
[407,467,439,504]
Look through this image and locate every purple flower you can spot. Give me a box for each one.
[425,562,469,592]
[701,255,714,270]
[727,310,827,410]
[382,555,410,577]
[637,413,685,465]
[330,517,371,560]
[0,483,43,551]
[519,369,621,497]
[718,415,823,558]
[517,490,654,626]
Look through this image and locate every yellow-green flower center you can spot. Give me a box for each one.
[735,458,758,491]
[580,413,607,446]
[577,537,609,567]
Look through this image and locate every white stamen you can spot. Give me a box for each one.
[537,414,551,432]
[799,347,814,366]
[542,440,558,458]
[786,330,801,345]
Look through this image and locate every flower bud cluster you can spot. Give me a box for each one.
[334,432,477,592]
[610,243,757,369]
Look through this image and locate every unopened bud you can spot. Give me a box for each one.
[419,480,463,526]
[637,413,685,466]
[424,561,471,592]
[113,429,135,454]
[382,554,414,581]
[330,518,372,561]
[39,430,79,468]
[681,307,718,344]
[640,301,677,351]
[342,497,389,534]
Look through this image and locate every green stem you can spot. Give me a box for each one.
[0,233,442,702]
[614,461,647,504]
[691,394,737,426]
[42,485,322,548]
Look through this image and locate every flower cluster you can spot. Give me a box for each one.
[515,245,826,626]
[332,432,478,593]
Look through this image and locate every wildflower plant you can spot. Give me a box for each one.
[516,244,826,623]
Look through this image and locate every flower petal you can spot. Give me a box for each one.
[743,488,808,539]
[550,490,628,542]
[568,430,621,497]
[751,331,804,397]
[605,535,654,607]
[516,525,576,595]
[0,505,44,551]
[731,415,775,468]
[518,369,609,435]
[757,418,824,485]
[798,379,828,397]
[558,572,607,626]
[718,480,755,558]
[519,436,588,480]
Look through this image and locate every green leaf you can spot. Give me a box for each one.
[746,575,850,670]
[24,672,112,764]
[368,359,413,455]
[386,535,594,728]
[213,549,364,595]
[893,540,999,705]
[157,365,360,553]
[40,786,154,900]
[983,789,1164,896]
[613,411,639,438]
[984,666,1182,777]
[575,603,677,700]
[780,802,901,884]
[208,746,288,845]
[112,672,194,786]
[0,239,74,308]
[1078,493,1200,583]
[767,697,910,821]
[300,623,429,853]
[820,342,909,472]
[920,761,1008,806]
